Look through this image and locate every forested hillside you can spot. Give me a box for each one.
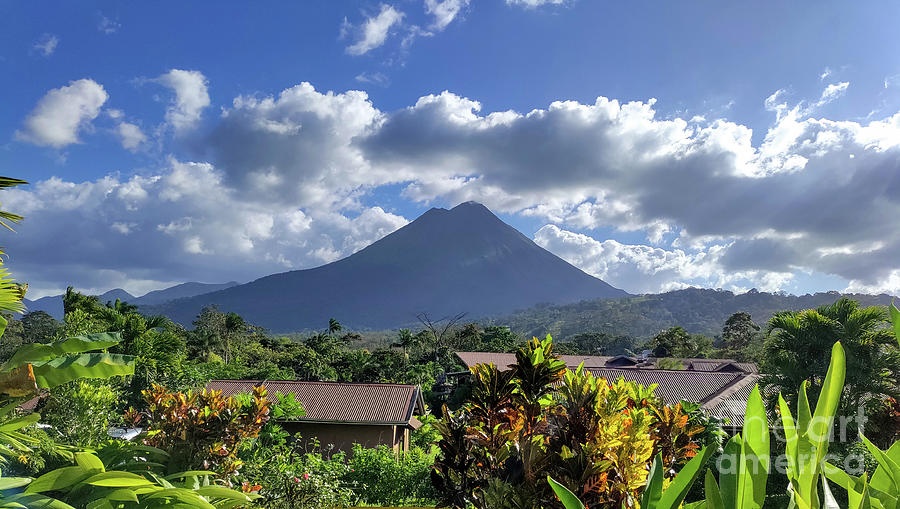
[497,287,898,339]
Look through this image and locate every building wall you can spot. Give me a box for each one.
[281,422,407,453]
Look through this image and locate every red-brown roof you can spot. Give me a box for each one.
[456,352,760,427]
[455,352,757,373]
[205,380,425,426]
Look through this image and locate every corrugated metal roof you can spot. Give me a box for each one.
[703,374,760,427]
[584,368,742,406]
[205,380,423,425]
[456,352,758,373]
[455,352,615,369]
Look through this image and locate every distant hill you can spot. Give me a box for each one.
[145,202,628,331]
[24,288,135,318]
[133,281,239,305]
[23,282,239,319]
[496,287,899,339]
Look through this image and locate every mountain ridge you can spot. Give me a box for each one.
[143,201,628,330]
[23,281,240,319]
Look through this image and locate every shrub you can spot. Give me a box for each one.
[124,383,271,474]
[345,443,437,505]
[39,379,120,448]
[237,434,354,509]
[431,336,708,509]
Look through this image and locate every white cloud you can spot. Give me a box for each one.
[817,81,849,106]
[534,225,793,293]
[155,69,210,133]
[820,67,832,81]
[10,81,900,297]
[7,159,409,296]
[115,122,147,151]
[355,71,390,86]
[425,0,469,31]
[506,0,568,7]
[209,82,388,208]
[344,4,405,55]
[32,34,59,56]
[98,15,121,34]
[16,79,108,148]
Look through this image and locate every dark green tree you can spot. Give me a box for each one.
[761,298,900,424]
[20,310,62,343]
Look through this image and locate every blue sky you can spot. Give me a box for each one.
[4,1,900,299]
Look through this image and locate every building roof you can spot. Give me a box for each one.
[583,368,742,406]
[205,380,425,427]
[455,351,760,427]
[455,352,758,373]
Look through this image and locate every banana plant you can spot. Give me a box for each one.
[8,451,260,508]
[548,445,716,509]
[683,384,771,509]
[777,341,846,509]
[825,440,899,509]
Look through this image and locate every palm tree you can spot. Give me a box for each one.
[762,298,900,423]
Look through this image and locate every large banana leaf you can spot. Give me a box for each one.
[780,342,847,509]
[737,386,770,508]
[31,353,134,389]
[658,446,717,509]
[2,333,124,371]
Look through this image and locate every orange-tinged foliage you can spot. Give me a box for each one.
[431,336,709,509]
[125,383,270,474]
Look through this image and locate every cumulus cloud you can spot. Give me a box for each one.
[425,0,468,31]
[115,122,147,151]
[155,69,210,133]
[7,159,408,297]
[361,89,900,294]
[10,80,900,297]
[32,34,59,56]
[343,4,405,55]
[207,82,391,208]
[16,79,108,148]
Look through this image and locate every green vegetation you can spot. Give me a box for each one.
[501,287,896,339]
[761,298,900,435]
[552,335,900,509]
[431,336,715,508]
[3,174,900,508]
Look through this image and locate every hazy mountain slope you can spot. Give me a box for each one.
[23,288,135,318]
[498,287,899,339]
[22,283,237,319]
[146,202,628,331]
[136,281,240,305]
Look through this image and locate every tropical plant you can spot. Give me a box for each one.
[431,336,708,509]
[124,383,271,475]
[40,380,121,447]
[344,443,437,505]
[11,450,259,508]
[762,298,900,424]
[0,331,135,467]
[824,307,900,509]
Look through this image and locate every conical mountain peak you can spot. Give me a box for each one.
[147,202,628,331]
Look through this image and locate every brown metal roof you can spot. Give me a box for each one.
[584,368,742,406]
[455,352,758,427]
[456,352,758,373]
[702,374,760,427]
[205,380,424,425]
[456,352,615,369]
